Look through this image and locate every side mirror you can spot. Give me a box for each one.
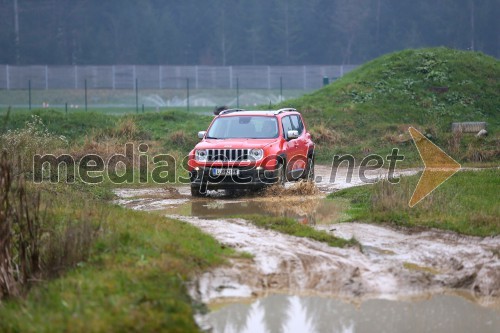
[287,130,299,140]
[198,131,207,139]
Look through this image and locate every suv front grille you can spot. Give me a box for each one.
[207,149,249,162]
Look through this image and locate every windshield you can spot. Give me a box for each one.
[207,116,279,139]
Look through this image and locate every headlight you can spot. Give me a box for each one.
[195,149,208,162]
[249,148,264,161]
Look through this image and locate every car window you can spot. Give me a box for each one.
[207,116,278,139]
[281,116,293,139]
[290,115,304,135]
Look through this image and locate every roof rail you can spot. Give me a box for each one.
[219,108,246,115]
[276,108,298,114]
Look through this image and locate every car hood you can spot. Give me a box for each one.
[195,138,279,150]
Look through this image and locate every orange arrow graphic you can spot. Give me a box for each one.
[408,127,461,207]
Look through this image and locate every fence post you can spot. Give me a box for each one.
[267,66,271,90]
[195,65,199,89]
[65,102,68,115]
[84,79,88,112]
[28,80,31,110]
[45,65,49,90]
[159,65,162,89]
[229,66,233,89]
[6,65,9,90]
[186,78,190,112]
[303,65,307,90]
[280,76,283,102]
[74,65,78,89]
[236,77,239,108]
[135,78,139,114]
[133,65,137,91]
[112,65,116,90]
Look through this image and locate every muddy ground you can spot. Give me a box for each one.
[114,167,500,309]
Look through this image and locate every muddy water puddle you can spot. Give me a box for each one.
[206,293,500,333]
[164,196,345,225]
[115,187,348,225]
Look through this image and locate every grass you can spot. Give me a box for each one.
[0,122,244,331]
[0,108,212,146]
[1,108,213,161]
[278,47,499,165]
[134,111,213,153]
[0,109,213,186]
[328,169,500,237]
[0,184,237,332]
[1,109,116,140]
[242,215,358,248]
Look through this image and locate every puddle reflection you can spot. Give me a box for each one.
[208,294,500,333]
[161,196,347,225]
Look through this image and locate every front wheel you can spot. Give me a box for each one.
[276,163,286,187]
[306,157,315,181]
[190,185,205,197]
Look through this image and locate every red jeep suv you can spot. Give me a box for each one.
[188,108,315,196]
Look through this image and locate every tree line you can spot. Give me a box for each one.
[0,0,498,66]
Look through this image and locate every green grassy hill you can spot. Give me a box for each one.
[282,47,499,164]
[2,48,498,166]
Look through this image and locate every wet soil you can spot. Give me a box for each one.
[113,167,500,309]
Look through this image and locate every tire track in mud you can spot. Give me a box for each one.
[173,215,498,306]
[113,167,500,307]
[174,215,398,303]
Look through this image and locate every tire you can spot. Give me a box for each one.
[225,189,238,197]
[306,157,315,181]
[250,187,263,194]
[190,185,205,197]
[276,163,286,187]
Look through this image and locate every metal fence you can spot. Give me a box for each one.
[0,64,358,111]
[0,64,357,90]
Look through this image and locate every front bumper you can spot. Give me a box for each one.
[190,167,279,189]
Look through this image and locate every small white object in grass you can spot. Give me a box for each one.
[476,129,487,137]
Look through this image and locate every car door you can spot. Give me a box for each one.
[289,115,308,177]
[281,115,301,179]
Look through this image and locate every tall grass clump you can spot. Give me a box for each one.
[0,152,43,298]
[0,115,67,176]
[0,152,104,300]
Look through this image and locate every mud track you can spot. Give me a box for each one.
[114,167,500,308]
